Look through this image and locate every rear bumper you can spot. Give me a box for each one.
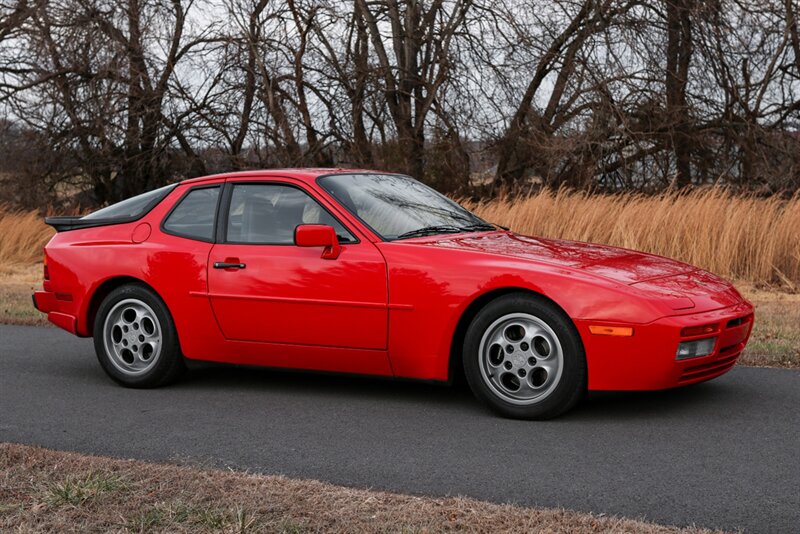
[32,291,78,335]
[579,300,754,391]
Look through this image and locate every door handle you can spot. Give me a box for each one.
[213,262,246,269]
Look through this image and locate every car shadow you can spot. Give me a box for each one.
[180,361,475,402]
[177,361,744,421]
[570,380,744,421]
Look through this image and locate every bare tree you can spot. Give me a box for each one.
[491,0,640,188]
[8,0,214,203]
[664,0,694,187]
[1,0,799,206]
[354,0,472,178]
[0,0,36,99]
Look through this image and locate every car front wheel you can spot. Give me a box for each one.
[463,293,586,419]
[93,283,185,388]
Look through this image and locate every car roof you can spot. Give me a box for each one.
[179,168,391,186]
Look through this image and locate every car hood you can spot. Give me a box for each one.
[416,231,743,311]
[421,232,692,283]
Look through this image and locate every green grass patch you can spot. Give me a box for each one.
[46,472,126,507]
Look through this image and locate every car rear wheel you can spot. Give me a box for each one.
[93,283,185,388]
[463,293,586,419]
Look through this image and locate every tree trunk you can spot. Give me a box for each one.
[665,0,694,187]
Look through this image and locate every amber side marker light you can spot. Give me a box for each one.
[589,325,634,337]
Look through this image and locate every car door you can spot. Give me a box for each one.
[207,179,388,350]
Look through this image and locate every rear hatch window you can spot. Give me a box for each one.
[46,184,177,232]
[82,184,176,222]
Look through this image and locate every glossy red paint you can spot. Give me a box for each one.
[33,169,754,390]
[294,224,342,259]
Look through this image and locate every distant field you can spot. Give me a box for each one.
[465,188,800,288]
[3,188,800,286]
[2,189,798,367]
[0,266,48,327]
[0,208,54,268]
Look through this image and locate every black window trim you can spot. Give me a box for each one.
[219,180,360,246]
[160,183,224,243]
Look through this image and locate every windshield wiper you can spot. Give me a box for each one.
[395,225,465,240]
[395,222,499,240]
[460,223,498,232]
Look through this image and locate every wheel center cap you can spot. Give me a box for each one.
[512,352,526,367]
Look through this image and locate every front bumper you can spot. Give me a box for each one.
[578,300,754,391]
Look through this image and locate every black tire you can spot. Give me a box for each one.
[93,283,186,388]
[462,293,586,419]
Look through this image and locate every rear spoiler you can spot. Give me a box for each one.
[44,216,120,232]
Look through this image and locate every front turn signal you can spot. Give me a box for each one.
[589,325,634,337]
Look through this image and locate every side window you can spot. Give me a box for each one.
[226,183,356,245]
[162,186,220,241]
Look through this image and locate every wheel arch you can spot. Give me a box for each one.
[84,276,165,337]
[448,286,579,383]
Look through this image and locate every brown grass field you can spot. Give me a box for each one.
[2,189,798,366]
[0,207,55,270]
[0,443,723,533]
[465,189,800,288]
[3,188,799,285]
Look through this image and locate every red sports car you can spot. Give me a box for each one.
[33,169,755,419]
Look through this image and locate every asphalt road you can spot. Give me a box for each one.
[1,325,797,533]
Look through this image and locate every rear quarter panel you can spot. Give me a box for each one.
[43,183,227,357]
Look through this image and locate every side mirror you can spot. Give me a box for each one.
[294,224,342,259]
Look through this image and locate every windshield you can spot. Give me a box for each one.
[318,173,493,240]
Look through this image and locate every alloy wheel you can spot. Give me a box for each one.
[102,298,163,376]
[478,312,564,405]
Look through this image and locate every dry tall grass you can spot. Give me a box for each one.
[0,208,55,270]
[465,188,800,287]
[1,189,799,286]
